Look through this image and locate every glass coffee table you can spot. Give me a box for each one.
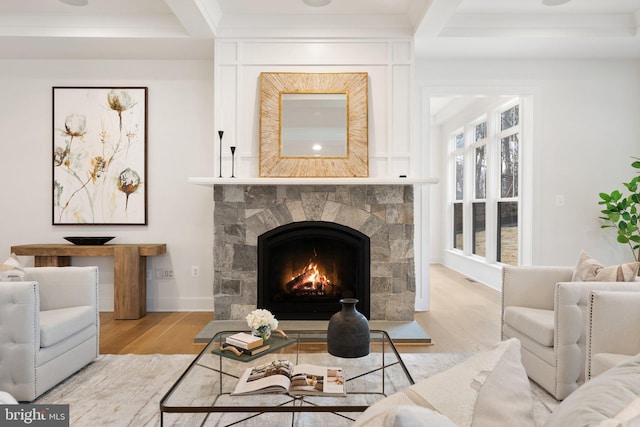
[160,330,414,426]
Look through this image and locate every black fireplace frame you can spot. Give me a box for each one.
[257,221,370,320]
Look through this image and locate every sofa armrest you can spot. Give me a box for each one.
[24,266,98,311]
[586,290,640,380]
[0,282,39,399]
[502,266,573,311]
[554,281,640,398]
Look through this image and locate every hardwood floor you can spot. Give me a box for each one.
[99,312,213,354]
[99,264,502,354]
[412,264,502,353]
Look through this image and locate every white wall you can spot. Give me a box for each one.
[0,59,215,312]
[418,59,640,287]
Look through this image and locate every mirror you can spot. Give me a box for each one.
[281,93,347,157]
[260,72,368,177]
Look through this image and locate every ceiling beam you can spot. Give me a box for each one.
[413,0,463,37]
[163,0,221,38]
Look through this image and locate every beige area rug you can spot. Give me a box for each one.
[35,353,559,426]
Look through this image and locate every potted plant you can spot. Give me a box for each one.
[598,157,640,262]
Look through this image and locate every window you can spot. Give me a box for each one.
[497,202,518,264]
[497,104,520,264]
[453,131,464,250]
[449,100,521,265]
[473,202,486,257]
[454,202,463,250]
[473,121,487,257]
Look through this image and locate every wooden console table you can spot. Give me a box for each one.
[10,243,167,320]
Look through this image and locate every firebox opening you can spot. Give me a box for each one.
[258,221,370,320]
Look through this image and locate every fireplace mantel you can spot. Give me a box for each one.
[188,177,438,186]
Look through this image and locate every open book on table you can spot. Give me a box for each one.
[231,359,346,397]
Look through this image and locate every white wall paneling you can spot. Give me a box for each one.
[213,38,416,179]
[212,37,433,311]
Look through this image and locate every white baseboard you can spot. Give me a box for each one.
[99,297,214,312]
[441,251,503,291]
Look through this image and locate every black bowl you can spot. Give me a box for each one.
[64,236,115,246]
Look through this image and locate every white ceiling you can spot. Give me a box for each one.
[0,0,638,60]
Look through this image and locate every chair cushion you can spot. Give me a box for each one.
[39,306,95,348]
[572,251,640,282]
[591,353,634,379]
[354,338,536,427]
[545,352,640,427]
[504,306,554,347]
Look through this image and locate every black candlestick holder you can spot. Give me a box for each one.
[230,146,236,178]
[218,130,224,178]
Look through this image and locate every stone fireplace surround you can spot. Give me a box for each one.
[213,184,416,322]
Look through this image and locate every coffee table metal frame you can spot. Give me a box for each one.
[159,329,414,426]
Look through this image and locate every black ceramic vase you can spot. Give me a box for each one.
[327,298,370,358]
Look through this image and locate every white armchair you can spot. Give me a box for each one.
[586,290,640,381]
[502,266,640,400]
[0,266,99,402]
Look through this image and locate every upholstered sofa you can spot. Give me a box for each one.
[501,264,640,400]
[0,266,99,401]
[354,338,640,427]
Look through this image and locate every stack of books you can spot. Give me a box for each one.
[223,332,270,356]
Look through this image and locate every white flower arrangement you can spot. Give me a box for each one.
[246,309,279,330]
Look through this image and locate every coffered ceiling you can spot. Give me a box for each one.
[0,0,638,60]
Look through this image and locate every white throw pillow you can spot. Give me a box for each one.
[384,405,457,427]
[0,391,18,404]
[544,353,640,427]
[353,338,536,427]
[0,253,26,281]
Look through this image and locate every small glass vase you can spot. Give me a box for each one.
[252,325,271,342]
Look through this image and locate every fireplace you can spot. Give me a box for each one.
[213,184,416,321]
[257,221,370,320]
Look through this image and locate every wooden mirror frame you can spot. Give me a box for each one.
[259,72,368,177]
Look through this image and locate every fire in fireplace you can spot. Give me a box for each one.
[257,221,370,320]
[284,249,340,298]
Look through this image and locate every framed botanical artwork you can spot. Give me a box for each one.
[52,87,148,225]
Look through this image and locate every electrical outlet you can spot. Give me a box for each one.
[191,266,200,278]
[156,269,174,279]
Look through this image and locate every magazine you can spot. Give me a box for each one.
[231,359,346,397]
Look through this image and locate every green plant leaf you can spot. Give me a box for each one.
[629,235,640,243]
[611,190,622,201]
[599,193,612,202]
[618,235,630,244]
